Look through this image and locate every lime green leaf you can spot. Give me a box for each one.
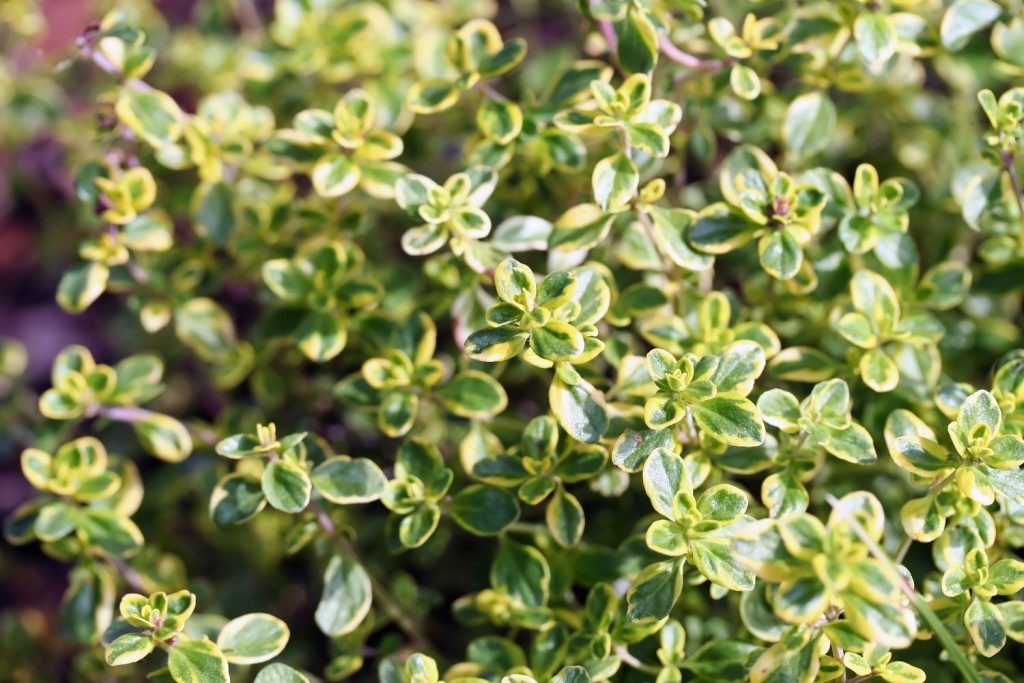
[408,80,460,114]
[531,321,585,362]
[399,504,441,548]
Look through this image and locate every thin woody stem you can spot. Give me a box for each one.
[310,501,432,651]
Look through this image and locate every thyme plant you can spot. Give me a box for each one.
[5,0,1024,681]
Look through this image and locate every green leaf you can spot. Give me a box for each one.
[399,504,441,548]
[647,207,715,271]
[78,509,144,556]
[451,485,520,535]
[941,0,1002,51]
[437,371,509,418]
[756,390,801,432]
[691,396,765,447]
[194,182,236,245]
[689,537,755,592]
[680,640,758,682]
[466,327,529,362]
[407,80,460,114]
[549,375,608,444]
[35,501,78,541]
[491,538,550,608]
[311,457,386,504]
[106,632,155,666]
[729,64,761,100]
[312,154,361,198]
[822,423,877,464]
[255,663,311,683]
[216,613,290,665]
[859,348,899,393]
[210,473,266,526]
[546,486,584,547]
[784,91,837,156]
[133,413,193,463]
[315,554,372,637]
[57,262,109,313]
[758,230,803,280]
[261,459,312,513]
[116,87,184,147]
[296,311,347,362]
[689,204,760,254]
[479,38,527,77]
[612,428,674,472]
[167,638,229,683]
[854,12,897,67]
[477,98,523,145]
[966,597,1007,657]
[530,321,585,362]
[592,152,639,211]
[626,561,682,623]
[643,448,687,519]
[616,6,658,74]
[549,203,615,251]
[748,627,822,683]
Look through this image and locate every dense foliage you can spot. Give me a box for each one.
[5,0,1024,681]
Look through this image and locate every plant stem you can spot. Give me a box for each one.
[892,471,954,564]
[658,35,729,73]
[97,405,158,422]
[310,501,431,652]
[1000,151,1024,248]
[614,644,662,675]
[106,554,149,592]
[824,493,981,683]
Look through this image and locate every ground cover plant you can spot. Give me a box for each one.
[3,0,1024,681]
